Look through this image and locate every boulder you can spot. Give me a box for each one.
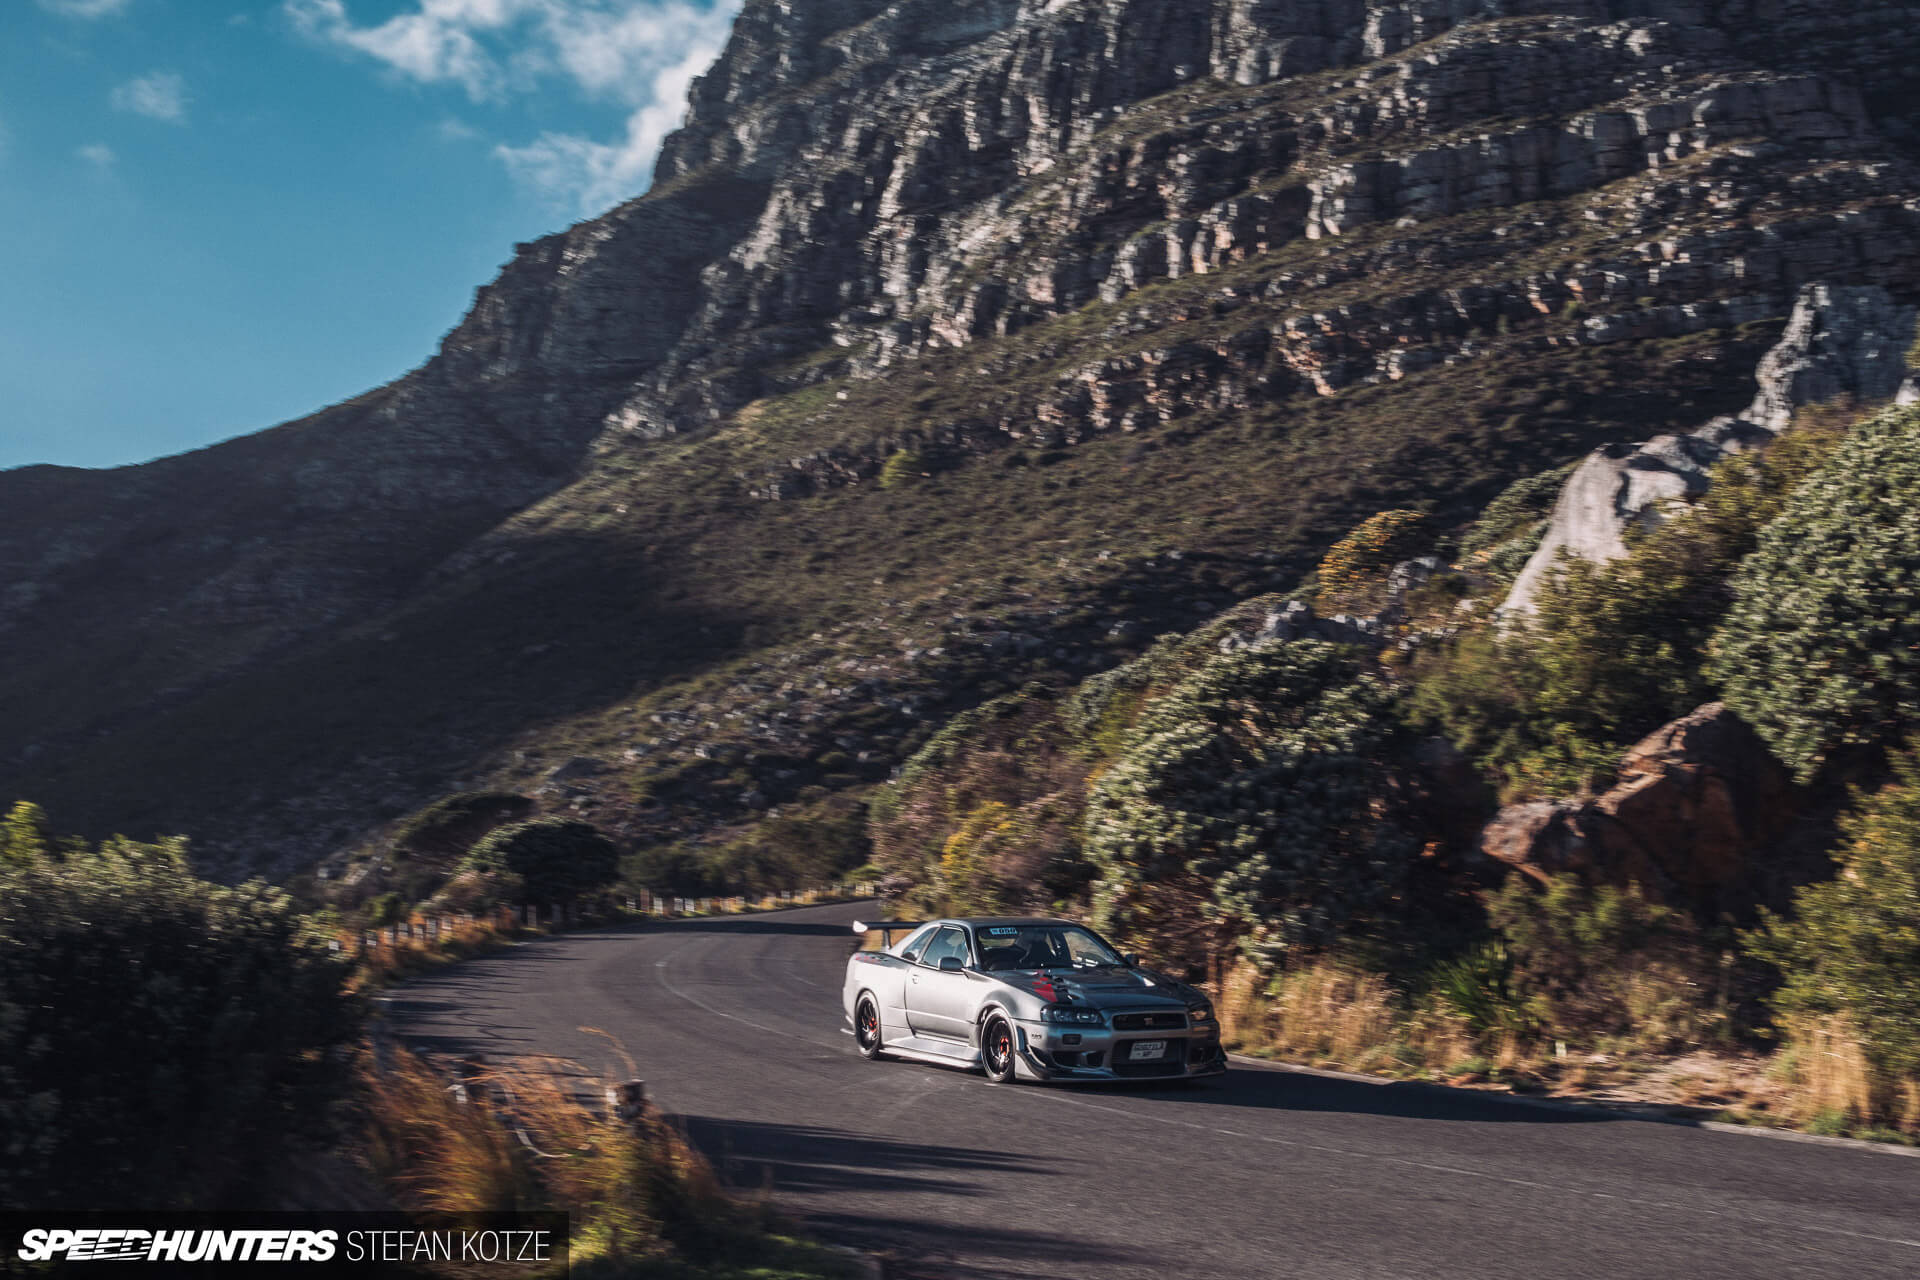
[1478,704,1795,910]
[1504,284,1919,614]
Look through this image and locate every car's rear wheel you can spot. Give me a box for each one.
[854,994,885,1060]
[981,1013,1018,1084]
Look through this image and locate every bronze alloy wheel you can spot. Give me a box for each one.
[982,1013,1018,1084]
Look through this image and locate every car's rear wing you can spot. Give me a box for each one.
[852,920,924,948]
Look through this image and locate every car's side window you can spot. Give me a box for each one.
[1065,930,1111,967]
[920,926,969,970]
[895,924,936,961]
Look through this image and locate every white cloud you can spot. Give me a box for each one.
[78,142,117,169]
[111,71,188,123]
[288,0,520,101]
[286,0,738,210]
[37,0,135,18]
[435,117,482,142]
[495,32,722,213]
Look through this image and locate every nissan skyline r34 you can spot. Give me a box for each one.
[841,916,1227,1083]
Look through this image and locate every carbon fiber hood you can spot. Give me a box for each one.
[995,967,1197,1009]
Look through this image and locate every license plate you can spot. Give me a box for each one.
[1130,1040,1167,1061]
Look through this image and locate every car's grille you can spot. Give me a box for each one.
[1113,1044,1185,1078]
[1111,1010,1188,1032]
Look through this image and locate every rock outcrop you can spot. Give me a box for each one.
[7,0,1920,872]
[1504,283,1919,613]
[1479,703,1796,911]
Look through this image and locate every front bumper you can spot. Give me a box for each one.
[1014,1019,1227,1082]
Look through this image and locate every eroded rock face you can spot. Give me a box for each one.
[1503,283,1919,614]
[1478,703,1796,910]
[9,0,1920,872]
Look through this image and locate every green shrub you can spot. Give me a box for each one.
[1426,939,1534,1037]
[392,791,533,863]
[465,819,620,904]
[1086,640,1414,970]
[0,800,51,868]
[1712,405,1920,780]
[1746,750,1920,1077]
[1488,875,1719,1050]
[0,836,359,1209]
[1409,421,1844,801]
[1315,510,1429,613]
[872,685,1092,916]
[1461,463,1574,558]
[877,449,926,489]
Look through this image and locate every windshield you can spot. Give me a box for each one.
[974,924,1123,972]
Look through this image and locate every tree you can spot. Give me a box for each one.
[1746,750,1920,1079]
[1085,640,1414,971]
[870,686,1092,916]
[1712,405,1920,780]
[0,800,51,867]
[0,837,358,1209]
[464,819,620,904]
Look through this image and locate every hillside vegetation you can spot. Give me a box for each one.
[4,0,1920,1147]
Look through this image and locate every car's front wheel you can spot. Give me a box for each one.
[980,1013,1018,1084]
[854,994,885,1060]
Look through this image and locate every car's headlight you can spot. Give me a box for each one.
[1187,1004,1216,1024]
[1039,1006,1104,1025]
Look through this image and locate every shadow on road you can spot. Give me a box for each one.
[674,1116,1130,1269]
[679,1115,1050,1197]
[1122,1066,1617,1125]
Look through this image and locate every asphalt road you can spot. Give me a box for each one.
[386,902,1920,1280]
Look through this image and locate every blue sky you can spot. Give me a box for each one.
[1,0,740,471]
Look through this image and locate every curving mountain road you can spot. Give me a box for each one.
[386,902,1920,1280]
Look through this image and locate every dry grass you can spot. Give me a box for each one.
[1217,958,1475,1076]
[349,915,517,990]
[1772,1016,1920,1139]
[355,1046,862,1277]
[359,1047,534,1214]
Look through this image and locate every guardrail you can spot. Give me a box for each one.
[334,882,879,959]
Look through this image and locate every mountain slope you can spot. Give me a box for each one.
[4,0,1919,875]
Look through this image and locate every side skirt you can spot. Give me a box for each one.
[881,1033,982,1070]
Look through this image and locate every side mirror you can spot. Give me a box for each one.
[902,951,918,963]
[938,956,965,973]
[1123,953,1139,967]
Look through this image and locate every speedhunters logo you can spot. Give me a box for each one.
[18,1230,339,1263]
[0,1213,567,1276]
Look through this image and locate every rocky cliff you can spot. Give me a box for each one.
[4,0,1920,875]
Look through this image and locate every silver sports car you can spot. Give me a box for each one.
[841,916,1226,1083]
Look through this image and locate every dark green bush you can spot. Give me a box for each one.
[1426,939,1534,1038]
[1409,419,1844,802]
[392,791,533,863]
[464,819,620,904]
[872,685,1093,916]
[1461,463,1575,582]
[1487,875,1720,1050]
[1,800,52,868]
[1746,750,1920,1077]
[1087,640,1415,969]
[0,837,359,1209]
[1713,405,1920,780]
